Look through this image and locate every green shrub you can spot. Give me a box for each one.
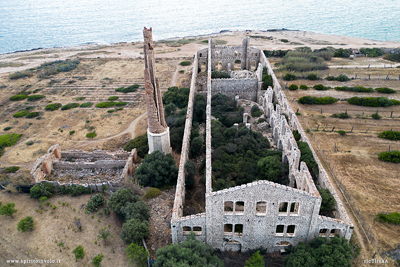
[9,70,33,80]
[334,86,373,92]
[92,253,104,267]
[263,50,289,57]
[360,48,383,57]
[376,212,400,224]
[333,48,351,58]
[126,243,149,267]
[61,103,79,110]
[26,112,39,118]
[108,96,119,101]
[13,111,29,118]
[299,85,308,90]
[115,84,140,93]
[378,150,400,163]
[107,110,115,113]
[313,84,330,90]
[124,134,148,158]
[162,86,190,109]
[45,103,62,111]
[144,188,162,199]
[384,53,400,63]
[298,96,338,105]
[135,150,178,188]
[347,97,400,107]
[327,74,350,82]
[56,184,91,196]
[245,250,264,267]
[281,39,289,43]
[27,95,45,101]
[0,203,17,217]
[17,216,34,232]
[4,166,19,173]
[86,194,105,213]
[75,97,85,100]
[190,136,203,157]
[297,141,319,180]
[95,102,126,108]
[10,95,28,101]
[288,84,298,90]
[72,245,85,261]
[337,130,346,135]
[86,132,97,138]
[251,105,263,117]
[3,127,12,131]
[108,188,139,217]
[69,130,75,135]
[371,113,381,120]
[284,73,296,81]
[332,113,350,119]
[30,182,54,198]
[292,130,301,141]
[279,50,329,72]
[179,61,192,66]
[120,219,149,245]
[26,141,34,146]
[37,60,79,78]
[375,87,396,94]
[80,102,93,108]
[307,73,319,80]
[211,71,230,79]
[0,134,22,153]
[378,131,400,141]
[261,67,273,89]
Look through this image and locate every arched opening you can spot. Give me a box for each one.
[319,228,328,237]
[251,61,257,71]
[224,224,233,235]
[329,229,341,237]
[127,168,131,176]
[278,140,283,151]
[193,226,202,236]
[256,201,267,215]
[53,148,61,159]
[182,226,191,235]
[225,241,241,252]
[215,61,223,71]
[235,201,244,214]
[234,60,241,70]
[41,163,50,175]
[224,201,233,213]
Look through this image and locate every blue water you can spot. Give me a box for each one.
[1,0,400,54]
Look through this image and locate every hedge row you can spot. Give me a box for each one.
[378,131,400,140]
[334,86,373,92]
[95,102,127,108]
[378,151,400,163]
[347,97,400,107]
[298,96,338,105]
[115,84,139,93]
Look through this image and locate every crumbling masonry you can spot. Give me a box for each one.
[171,38,353,252]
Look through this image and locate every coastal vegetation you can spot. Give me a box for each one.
[115,84,140,93]
[375,87,396,94]
[45,103,62,111]
[347,97,400,107]
[298,96,338,105]
[326,74,350,82]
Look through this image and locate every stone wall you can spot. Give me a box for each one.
[211,78,258,102]
[31,144,61,184]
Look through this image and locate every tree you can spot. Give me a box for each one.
[154,233,223,267]
[0,203,17,217]
[121,201,150,222]
[72,245,85,262]
[17,216,34,232]
[318,188,336,215]
[92,253,104,267]
[190,136,203,157]
[135,150,178,188]
[108,188,139,217]
[245,250,264,267]
[85,193,106,213]
[126,243,149,267]
[124,134,149,158]
[184,160,196,190]
[30,182,54,199]
[257,156,281,182]
[120,219,149,245]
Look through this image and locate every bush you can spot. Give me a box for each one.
[281,39,289,43]
[371,113,381,120]
[326,74,350,82]
[378,150,400,163]
[26,141,34,146]
[120,219,149,245]
[92,253,104,267]
[245,250,264,267]
[144,188,162,199]
[251,105,263,117]
[190,136,203,157]
[332,112,350,119]
[4,166,19,173]
[284,235,353,267]
[61,103,79,110]
[30,182,54,198]
[299,85,308,90]
[375,87,396,94]
[26,112,39,118]
[292,130,301,141]
[279,50,329,72]
[378,131,400,140]
[334,86,373,92]
[27,95,45,101]
[10,95,28,101]
[288,84,298,90]
[121,201,150,222]
[108,96,119,101]
[154,232,223,267]
[86,132,97,138]
[17,216,34,232]
[284,73,296,81]
[45,103,62,111]
[95,101,127,108]
[0,203,18,217]
[56,184,91,196]
[333,48,351,58]
[184,160,196,190]
[13,111,29,118]
[337,130,346,135]
[115,84,140,93]
[297,141,319,180]
[347,96,400,107]
[135,150,178,188]
[86,194,105,213]
[211,71,230,79]
[162,86,190,109]
[126,243,149,267]
[307,73,319,80]
[360,48,383,57]
[0,133,22,155]
[69,130,75,135]
[9,70,33,80]
[124,134,148,158]
[263,50,289,57]
[108,188,139,217]
[257,155,282,183]
[261,67,273,89]
[80,102,93,108]
[3,127,12,131]
[72,245,85,261]
[179,61,192,66]
[384,53,400,63]
[313,84,330,90]
[376,212,400,224]
[298,96,338,105]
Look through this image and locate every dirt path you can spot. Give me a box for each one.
[69,111,147,149]
[170,67,179,87]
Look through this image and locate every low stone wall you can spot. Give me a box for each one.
[61,150,129,160]
[53,160,126,170]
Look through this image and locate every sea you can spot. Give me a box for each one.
[1,0,400,55]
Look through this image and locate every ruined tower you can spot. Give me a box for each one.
[143,27,171,154]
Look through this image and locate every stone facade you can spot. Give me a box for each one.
[143,27,170,154]
[171,38,353,252]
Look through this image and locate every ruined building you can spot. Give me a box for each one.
[170,37,353,252]
[143,27,171,154]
